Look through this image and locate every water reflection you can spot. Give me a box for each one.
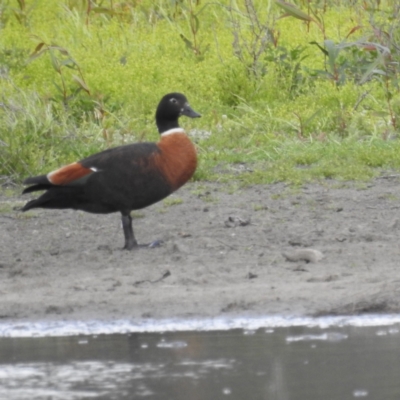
[0,325,399,399]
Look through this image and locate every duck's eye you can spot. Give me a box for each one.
[169,98,178,104]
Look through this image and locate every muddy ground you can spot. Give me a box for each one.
[1,176,400,323]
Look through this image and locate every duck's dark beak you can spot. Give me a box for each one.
[181,103,201,118]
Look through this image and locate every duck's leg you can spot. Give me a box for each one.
[121,212,138,250]
[121,212,163,250]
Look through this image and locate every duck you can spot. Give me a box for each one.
[22,92,201,250]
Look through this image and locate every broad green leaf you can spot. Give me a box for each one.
[29,42,45,57]
[50,46,70,56]
[346,25,362,39]
[72,75,90,94]
[91,7,117,15]
[53,81,63,95]
[275,0,314,22]
[190,13,200,34]
[324,40,339,72]
[49,50,61,74]
[179,34,194,51]
[60,59,76,68]
[28,49,46,62]
[310,41,328,56]
[359,58,385,84]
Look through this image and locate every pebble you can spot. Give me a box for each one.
[282,248,324,263]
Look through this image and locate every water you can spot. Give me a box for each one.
[1,318,400,399]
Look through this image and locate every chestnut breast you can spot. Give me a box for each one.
[154,132,197,191]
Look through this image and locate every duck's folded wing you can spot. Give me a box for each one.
[23,162,95,194]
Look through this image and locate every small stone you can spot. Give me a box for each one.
[282,248,324,263]
[49,249,59,256]
[224,216,251,228]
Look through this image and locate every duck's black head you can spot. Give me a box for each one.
[155,93,201,134]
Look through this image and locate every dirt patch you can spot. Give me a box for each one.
[2,176,400,323]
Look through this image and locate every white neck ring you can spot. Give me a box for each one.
[161,128,185,137]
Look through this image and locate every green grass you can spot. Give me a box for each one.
[1,0,400,185]
[163,197,184,207]
[0,202,13,213]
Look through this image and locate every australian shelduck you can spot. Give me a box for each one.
[22,93,201,250]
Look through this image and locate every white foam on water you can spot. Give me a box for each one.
[286,332,349,342]
[0,314,400,337]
